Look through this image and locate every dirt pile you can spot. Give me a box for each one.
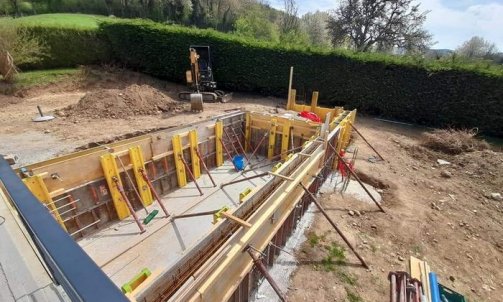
[421,129,489,155]
[61,84,184,119]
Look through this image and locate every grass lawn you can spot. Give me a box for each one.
[0,13,114,29]
[14,68,80,87]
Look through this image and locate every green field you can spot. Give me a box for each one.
[15,68,80,87]
[0,13,113,29]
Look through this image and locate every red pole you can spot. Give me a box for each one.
[299,183,369,269]
[139,168,170,217]
[229,126,250,162]
[195,148,217,187]
[219,137,238,171]
[223,127,239,156]
[179,154,204,196]
[113,177,145,233]
[246,246,287,302]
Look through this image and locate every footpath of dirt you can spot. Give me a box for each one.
[287,119,503,302]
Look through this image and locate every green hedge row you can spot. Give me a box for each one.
[18,20,503,136]
[100,21,503,137]
[19,25,111,70]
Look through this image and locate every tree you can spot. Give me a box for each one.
[327,0,432,53]
[0,24,46,81]
[456,36,498,59]
[280,0,299,34]
[234,4,279,42]
[301,11,331,48]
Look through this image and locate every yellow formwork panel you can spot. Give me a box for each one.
[268,118,277,159]
[128,146,153,206]
[23,175,67,231]
[189,130,201,179]
[100,153,130,220]
[215,120,224,167]
[310,91,319,111]
[287,89,344,124]
[244,112,251,152]
[172,134,187,187]
[281,119,292,160]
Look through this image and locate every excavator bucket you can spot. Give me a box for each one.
[190,93,204,112]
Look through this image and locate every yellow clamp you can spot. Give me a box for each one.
[239,188,252,203]
[272,163,282,172]
[285,153,294,162]
[212,206,230,224]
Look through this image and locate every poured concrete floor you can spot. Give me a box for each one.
[78,158,273,287]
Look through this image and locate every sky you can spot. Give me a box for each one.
[267,0,503,50]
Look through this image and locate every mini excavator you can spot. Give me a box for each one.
[178,46,232,111]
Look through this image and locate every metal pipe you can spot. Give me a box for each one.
[113,177,146,233]
[116,155,149,215]
[246,246,287,302]
[173,209,220,219]
[48,199,79,213]
[239,127,260,160]
[178,154,204,196]
[219,137,238,171]
[229,126,250,162]
[220,172,269,188]
[299,183,369,269]
[329,142,386,213]
[70,220,101,236]
[223,127,239,157]
[244,132,268,169]
[195,148,217,187]
[248,145,303,169]
[349,122,385,161]
[389,273,397,302]
[139,168,170,218]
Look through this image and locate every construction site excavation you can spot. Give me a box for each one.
[1,73,372,301]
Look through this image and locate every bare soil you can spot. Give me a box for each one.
[0,67,281,166]
[288,119,503,302]
[62,84,184,119]
[1,67,501,301]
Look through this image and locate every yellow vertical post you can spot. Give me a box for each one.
[281,119,291,160]
[23,175,67,231]
[244,112,251,152]
[310,91,319,112]
[215,120,224,167]
[189,129,201,179]
[128,146,153,206]
[290,89,297,111]
[100,153,130,220]
[268,118,277,159]
[172,134,187,187]
[286,66,294,110]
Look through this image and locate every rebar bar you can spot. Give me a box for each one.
[299,183,369,269]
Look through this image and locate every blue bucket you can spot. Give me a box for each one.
[232,155,245,171]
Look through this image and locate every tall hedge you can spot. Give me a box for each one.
[19,25,111,69]
[15,19,503,136]
[100,20,503,137]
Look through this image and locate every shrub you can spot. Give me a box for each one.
[421,129,490,155]
[100,20,503,136]
[0,23,46,66]
[18,25,111,69]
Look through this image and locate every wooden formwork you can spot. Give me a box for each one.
[16,104,356,302]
